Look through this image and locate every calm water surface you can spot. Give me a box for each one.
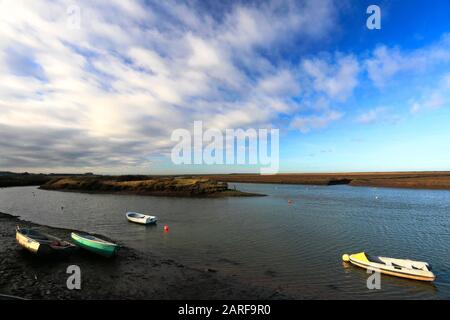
[1,184,450,299]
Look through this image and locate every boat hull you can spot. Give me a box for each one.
[16,228,75,256]
[126,212,157,225]
[16,231,40,254]
[71,232,118,257]
[348,252,435,282]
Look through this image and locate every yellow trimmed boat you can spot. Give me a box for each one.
[16,226,76,255]
[342,252,435,282]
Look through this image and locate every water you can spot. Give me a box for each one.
[1,183,450,299]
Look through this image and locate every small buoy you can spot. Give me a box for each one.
[288,200,292,204]
[164,225,169,232]
[342,254,350,262]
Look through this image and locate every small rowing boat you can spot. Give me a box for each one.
[71,232,119,257]
[16,226,75,255]
[342,252,435,282]
[126,212,157,225]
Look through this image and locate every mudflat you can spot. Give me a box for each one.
[0,212,285,300]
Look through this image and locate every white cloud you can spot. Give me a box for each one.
[356,107,400,124]
[287,54,359,133]
[257,70,300,96]
[187,34,221,68]
[220,0,336,50]
[356,107,385,124]
[410,73,450,113]
[290,111,343,133]
[366,34,450,87]
[302,55,360,101]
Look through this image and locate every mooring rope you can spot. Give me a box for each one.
[0,293,29,300]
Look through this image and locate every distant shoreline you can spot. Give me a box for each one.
[200,172,450,191]
[3,171,450,191]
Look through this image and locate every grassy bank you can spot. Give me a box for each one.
[0,172,54,188]
[40,176,263,197]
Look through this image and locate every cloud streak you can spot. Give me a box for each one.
[366,34,450,88]
[0,0,343,172]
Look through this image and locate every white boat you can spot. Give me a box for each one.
[126,212,157,225]
[343,252,435,282]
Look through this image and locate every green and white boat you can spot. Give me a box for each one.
[71,232,119,257]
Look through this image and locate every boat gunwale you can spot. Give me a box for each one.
[126,212,156,219]
[16,230,40,245]
[71,232,118,247]
[17,227,74,248]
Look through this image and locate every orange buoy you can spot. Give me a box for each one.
[164,225,169,232]
[288,200,293,204]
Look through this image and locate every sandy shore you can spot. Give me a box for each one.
[0,212,285,300]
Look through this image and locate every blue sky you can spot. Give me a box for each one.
[1,0,450,174]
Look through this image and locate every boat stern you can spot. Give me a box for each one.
[145,217,157,224]
[16,229,40,254]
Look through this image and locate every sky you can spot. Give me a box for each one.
[1,0,450,174]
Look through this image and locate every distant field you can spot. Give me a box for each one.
[199,172,450,190]
[3,171,450,191]
[0,173,54,188]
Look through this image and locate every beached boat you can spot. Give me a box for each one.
[16,226,75,255]
[342,252,435,282]
[71,232,119,257]
[126,212,157,225]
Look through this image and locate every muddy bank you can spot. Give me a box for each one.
[40,177,264,197]
[0,212,285,300]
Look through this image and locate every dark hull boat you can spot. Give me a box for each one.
[16,226,76,255]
